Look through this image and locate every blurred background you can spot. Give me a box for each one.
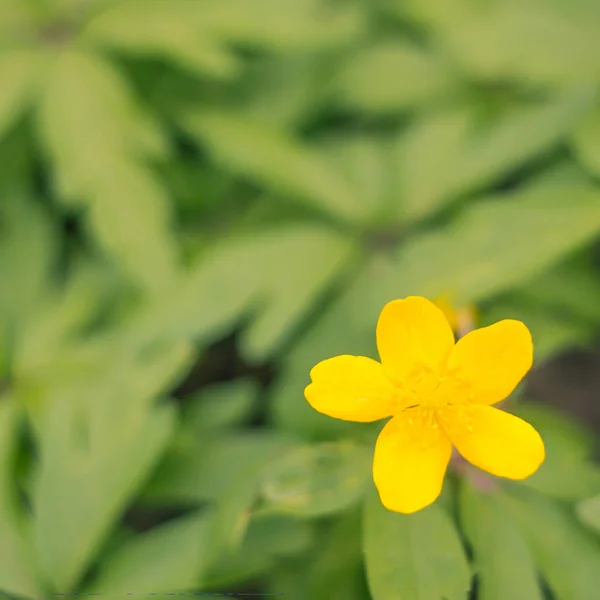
[2,0,600,599]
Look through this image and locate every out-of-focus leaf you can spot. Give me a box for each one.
[335,40,458,114]
[576,493,600,534]
[364,489,471,600]
[459,480,543,600]
[508,403,600,500]
[142,430,300,505]
[410,0,600,86]
[572,103,600,176]
[36,50,177,292]
[0,50,41,140]
[0,397,43,599]
[181,380,257,432]
[315,135,392,223]
[34,400,176,591]
[392,173,600,306]
[502,486,600,600]
[0,194,57,327]
[30,341,191,590]
[396,89,593,222]
[239,226,358,360]
[82,0,240,79]
[260,441,371,517]
[305,509,364,600]
[199,0,364,52]
[147,224,357,359]
[513,255,600,324]
[83,511,213,595]
[202,513,314,589]
[182,110,365,223]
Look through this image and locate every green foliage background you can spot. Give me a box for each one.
[2,0,600,598]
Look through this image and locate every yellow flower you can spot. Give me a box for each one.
[304,296,545,514]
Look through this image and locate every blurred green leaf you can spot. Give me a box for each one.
[335,40,457,114]
[576,493,600,534]
[304,509,364,600]
[82,0,240,79]
[512,255,600,324]
[0,397,43,600]
[142,430,299,505]
[459,480,543,600]
[415,0,600,86]
[199,0,365,52]
[396,89,593,222]
[502,486,600,600]
[203,513,314,589]
[240,225,358,360]
[508,403,600,500]
[152,224,357,359]
[363,489,471,600]
[182,110,366,223]
[36,50,178,292]
[0,194,57,328]
[29,337,187,595]
[571,102,600,176]
[181,379,257,432]
[393,173,600,305]
[84,511,213,595]
[0,50,41,140]
[260,441,371,517]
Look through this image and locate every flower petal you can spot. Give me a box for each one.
[373,408,452,513]
[376,296,455,391]
[304,355,396,422]
[438,404,545,479]
[438,319,533,405]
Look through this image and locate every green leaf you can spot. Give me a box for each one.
[459,480,543,600]
[181,379,257,432]
[392,172,600,305]
[501,486,600,600]
[239,225,358,360]
[304,509,364,600]
[0,193,57,328]
[142,430,300,506]
[576,493,600,534]
[83,511,213,595]
[363,489,471,600]
[30,339,185,595]
[260,441,371,517]
[82,0,240,79]
[199,0,364,52]
[202,513,314,589]
[0,50,41,140]
[396,89,593,222]
[151,224,356,359]
[508,404,600,501]
[418,0,600,86]
[571,102,600,176]
[511,255,600,325]
[182,110,365,223]
[335,40,458,114]
[0,397,43,600]
[36,50,177,292]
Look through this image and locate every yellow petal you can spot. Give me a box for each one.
[376,296,455,391]
[373,408,452,513]
[438,319,533,405]
[438,404,545,479]
[305,355,396,422]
